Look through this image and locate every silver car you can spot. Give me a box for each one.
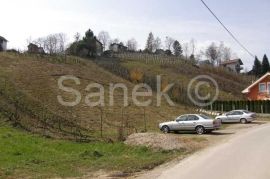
[215,110,256,124]
[159,114,221,135]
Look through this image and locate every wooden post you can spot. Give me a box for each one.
[100,108,103,138]
[144,108,147,132]
[261,105,264,114]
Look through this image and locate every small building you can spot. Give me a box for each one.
[220,59,243,73]
[198,60,212,66]
[28,43,45,54]
[242,72,270,100]
[95,38,103,56]
[109,43,128,53]
[155,49,165,55]
[0,36,8,51]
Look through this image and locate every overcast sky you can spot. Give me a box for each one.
[1,0,270,69]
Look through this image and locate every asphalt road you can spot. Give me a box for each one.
[158,123,270,179]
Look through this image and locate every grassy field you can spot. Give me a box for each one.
[0,117,186,178]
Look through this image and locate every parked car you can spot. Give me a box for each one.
[159,114,222,135]
[215,110,256,124]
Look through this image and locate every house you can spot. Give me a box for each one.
[198,60,212,66]
[155,49,165,55]
[0,36,8,51]
[242,72,270,100]
[95,38,103,56]
[27,43,45,54]
[220,59,243,73]
[109,43,128,53]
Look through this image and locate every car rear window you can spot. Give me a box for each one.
[199,114,211,119]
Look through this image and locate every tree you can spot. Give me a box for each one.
[74,32,81,42]
[127,38,138,51]
[183,42,189,59]
[262,54,270,75]
[173,40,183,57]
[165,36,174,51]
[98,31,110,50]
[189,38,196,55]
[145,32,155,53]
[153,37,162,52]
[205,42,221,65]
[82,29,97,57]
[252,56,262,77]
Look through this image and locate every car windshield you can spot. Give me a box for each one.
[199,114,211,119]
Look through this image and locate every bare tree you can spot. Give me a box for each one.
[205,42,221,65]
[74,32,81,42]
[222,47,232,61]
[126,38,138,51]
[33,33,68,55]
[165,36,175,51]
[189,38,196,55]
[153,37,162,52]
[98,31,111,50]
[183,42,189,60]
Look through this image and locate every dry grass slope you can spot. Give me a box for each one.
[0,52,190,141]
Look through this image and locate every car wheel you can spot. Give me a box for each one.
[240,118,247,124]
[161,126,170,133]
[195,126,205,135]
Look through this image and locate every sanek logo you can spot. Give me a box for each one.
[57,75,219,107]
[57,75,175,107]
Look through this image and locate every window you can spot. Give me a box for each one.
[231,111,243,115]
[187,115,199,121]
[176,115,187,122]
[259,83,266,92]
[199,114,211,119]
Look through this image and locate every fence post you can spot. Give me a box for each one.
[246,104,249,111]
[143,108,147,132]
[261,105,264,114]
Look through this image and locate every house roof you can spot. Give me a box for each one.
[0,36,8,42]
[220,59,243,65]
[242,72,270,94]
[110,43,127,48]
[95,38,103,46]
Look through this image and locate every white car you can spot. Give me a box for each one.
[215,110,256,124]
[159,114,221,135]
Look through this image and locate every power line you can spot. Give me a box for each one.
[200,0,255,58]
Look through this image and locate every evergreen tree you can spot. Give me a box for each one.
[173,40,183,57]
[145,32,154,53]
[261,54,270,75]
[252,56,262,77]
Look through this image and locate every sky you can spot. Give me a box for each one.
[1,0,270,69]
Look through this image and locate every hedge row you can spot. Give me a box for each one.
[205,100,270,114]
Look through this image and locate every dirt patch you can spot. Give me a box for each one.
[124,133,208,151]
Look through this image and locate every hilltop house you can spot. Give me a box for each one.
[95,38,103,56]
[242,72,270,100]
[0,36,8,51]
[109,43,128,53]
[220,59,243,73]
[28,43,45,54]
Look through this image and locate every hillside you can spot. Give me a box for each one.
[0,52,190,141]
[95,53,253,106]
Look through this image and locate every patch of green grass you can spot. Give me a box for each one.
[0,119,183,178]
